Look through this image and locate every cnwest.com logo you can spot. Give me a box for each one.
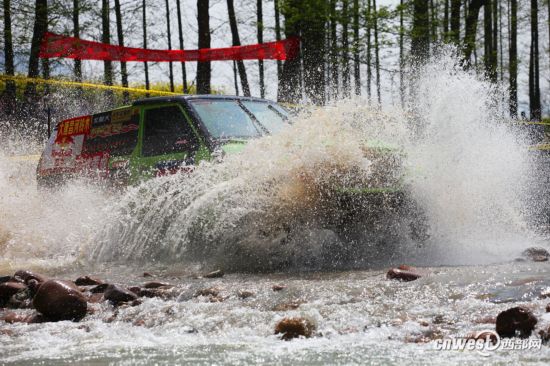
[433,330,542,356]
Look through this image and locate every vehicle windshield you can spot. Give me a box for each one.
[189,99,289,139]
[241,101,289,134]
[189,99,261,139]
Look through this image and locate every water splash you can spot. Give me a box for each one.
[0,51,543,273]
[89,52,540,270]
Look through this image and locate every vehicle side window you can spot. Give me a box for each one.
[142,105,199,157]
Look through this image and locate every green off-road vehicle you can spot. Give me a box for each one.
[37,95,426,242]
[37,95,291,186]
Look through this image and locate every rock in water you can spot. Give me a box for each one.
[103,284,138,305]
[142,281,172,289]
[386,268,421,282]
[33,280,87,321]
[521,247,550,262]
[272,284,286,291]
[0,282,26,306]
[89,283,109,294]
[204,270,224,279]
[237,290,254,299]
[275,317,315,340]
[75,276,104,286]
[14,270,48,284]
[495,306,537,338]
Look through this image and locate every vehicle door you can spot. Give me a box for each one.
[134,103,206,179]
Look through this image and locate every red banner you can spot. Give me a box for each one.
[40,32,300,62]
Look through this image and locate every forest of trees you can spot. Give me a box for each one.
[1,0,550,121]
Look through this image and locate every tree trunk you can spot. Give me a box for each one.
[463,0,485,65]
[165,0,174,92]
[492,0,498,80]
[411,0,430,61]
[373,0,381,104]
[342,0,350,97]
[176,0,188,93]
[484,0,496,81]
[366,0,372,99]
[509,0,517,117]
[101,0,113,86]
[278,0,303,104]
[399,0,405,106]
[430,0,438,42]
[443,0,449,41]
[274,0,282,87]
[233,61,239,95]
[498,1,503,80]
[114,0,129,101]
[197,0,211,94]
[301,1,327,105]
[25,0,48,98]
[41,2,50,90]
[227,0,250,96]
[529,0,541,121]
[73,0,82,82]
[450,0,461,44]
[330,0,338,99]
[2,0,16,114]
[353,0,361,95]
[142,0,150,94]
[257,0,265,98]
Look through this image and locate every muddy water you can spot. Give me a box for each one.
[1,52,550,364]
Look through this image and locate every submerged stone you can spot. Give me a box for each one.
[203,270,224,278]
[195,287,220,297]
[275,317,315,340]
[142,281,172,289]
[0,281,26,304]
[237,290,254,299]
[495,306,537,338]
[33,280,87,321]
[521,247,550,262]
[272,284,286,291]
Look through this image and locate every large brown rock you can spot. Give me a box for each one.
[386,268,421,282]
[0,281,26,304]
[495,306,537,338]
[33,280,87,321]
[275,317,315,340]
[103,284,138,305]
[14,270,48,284]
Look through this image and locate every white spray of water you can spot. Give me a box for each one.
[88,52,540,270]
[0,52,543,272]
[0,149,109,272]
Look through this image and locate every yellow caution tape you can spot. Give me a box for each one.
[0,74,181,96]
[5,154,41,162]
[529,144,550,151]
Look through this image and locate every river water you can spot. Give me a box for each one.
[1,53,550,364]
